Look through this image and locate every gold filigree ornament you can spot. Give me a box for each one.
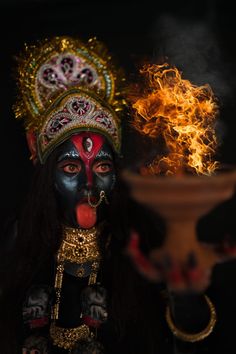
[13,36,127,163]
[58,226,102,264]
[50,321,91,350]
[51,226,102,321]
[37,87,121,162]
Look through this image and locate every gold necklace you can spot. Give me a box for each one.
[51,226,102,321]
[57,226,102,264]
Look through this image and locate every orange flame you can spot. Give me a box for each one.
[130,63,219,176]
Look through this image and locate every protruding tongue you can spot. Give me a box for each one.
[76,203,97,229]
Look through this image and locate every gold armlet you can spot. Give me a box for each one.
[50,322,90,350]
[165,295,217,343]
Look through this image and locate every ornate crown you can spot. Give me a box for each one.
[14,36,126,162]
[37,87,121,162]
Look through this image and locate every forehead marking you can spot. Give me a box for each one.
[71,133,105,188]
[83,137,93,153]
[71,132,104,158]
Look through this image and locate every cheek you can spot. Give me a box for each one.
[54,172,78,198]
[94,172,116,192]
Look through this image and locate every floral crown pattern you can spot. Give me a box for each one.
[14,36,126,161]
[38,88,120,163]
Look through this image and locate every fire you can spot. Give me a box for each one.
[130,63,219,175]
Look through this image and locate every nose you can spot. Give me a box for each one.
[85,164,93,189]
[76,170,93,194]
[86,180,92,190]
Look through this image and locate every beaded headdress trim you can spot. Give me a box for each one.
[37,87,120,163]
[14,36,125,132]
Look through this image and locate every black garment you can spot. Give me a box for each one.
[18,256,215,354]
[0,215,223,354]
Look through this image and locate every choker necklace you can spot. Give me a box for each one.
[51,226,102,321]
[57,226,102,264]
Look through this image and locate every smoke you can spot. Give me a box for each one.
[150,14,231,149]
[151,15,231,100]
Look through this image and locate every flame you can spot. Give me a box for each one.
[130,63,219,175]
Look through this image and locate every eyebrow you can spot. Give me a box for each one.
[57,151,80,162]
[95,150,113,160]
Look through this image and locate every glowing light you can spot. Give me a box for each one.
[130,63,219,175]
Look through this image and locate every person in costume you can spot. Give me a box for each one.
[0,35,219,354]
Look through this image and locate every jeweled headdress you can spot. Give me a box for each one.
[14,36,126,163]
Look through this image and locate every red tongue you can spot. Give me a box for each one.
[76,203,97,229]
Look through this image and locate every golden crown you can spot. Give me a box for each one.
[14,36,126,162]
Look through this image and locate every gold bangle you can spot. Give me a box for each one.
[165,295,217,342]
[50,322,90,350]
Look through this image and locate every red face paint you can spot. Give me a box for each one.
[71,133,105,229]
[71,133,104,189]
[55,132,115,229]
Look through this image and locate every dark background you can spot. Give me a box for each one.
[0,0,236,352]
[1,0,236,223]
[0,3,236,242]
[1,0,236,236]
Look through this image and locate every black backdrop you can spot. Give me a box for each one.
[1,3,236,241]
[1,0,236,236]
[0,0,236,222]
[1,1,236,350]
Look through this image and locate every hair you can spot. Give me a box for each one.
[103,172,168,353]
[0,149,62,353]
[0,138,168,354]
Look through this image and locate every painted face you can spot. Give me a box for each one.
[54,132,116,227]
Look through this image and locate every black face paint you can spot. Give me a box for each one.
[54,133,116,227]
